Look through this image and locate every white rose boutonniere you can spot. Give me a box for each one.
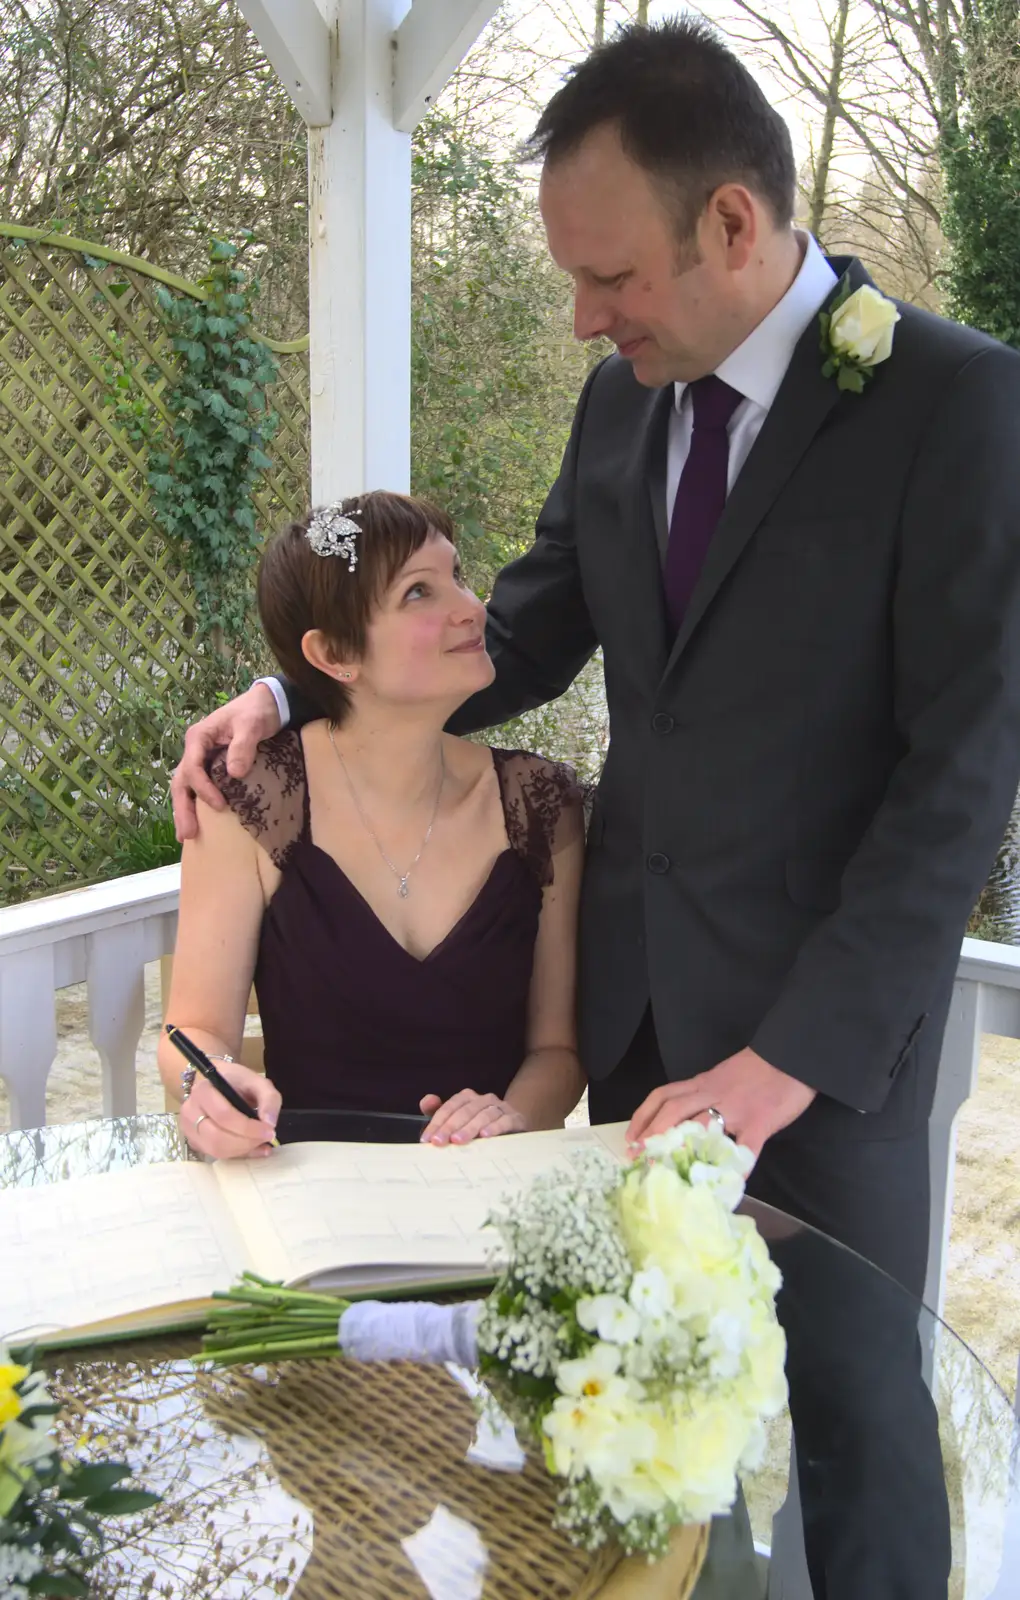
[820,282,900,393]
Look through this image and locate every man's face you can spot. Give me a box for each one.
[539,124,751,387]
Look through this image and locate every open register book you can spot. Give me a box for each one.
[1,1123,630,1351]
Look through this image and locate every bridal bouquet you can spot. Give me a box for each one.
[0,1349,160,1597]
[199,1123,787,1560]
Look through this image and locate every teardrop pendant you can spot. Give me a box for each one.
[398,877,410,898]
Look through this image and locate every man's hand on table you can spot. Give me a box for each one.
[171,681,282,841]
[625,1047,816,1159]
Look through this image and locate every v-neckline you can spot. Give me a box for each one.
[298,838,519,965]
[298,739,517,964]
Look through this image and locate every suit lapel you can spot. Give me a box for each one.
[624,381,674,678]
[662,258,867,677]
[646,401,670,559]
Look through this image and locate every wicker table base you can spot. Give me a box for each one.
[50,1337,707,1599]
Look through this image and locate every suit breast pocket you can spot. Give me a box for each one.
[738,515,890,649]
[754,514,884,557]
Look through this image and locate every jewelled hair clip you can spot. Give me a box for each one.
[306,504,361,571]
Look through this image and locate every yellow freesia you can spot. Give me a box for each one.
[0,1360,28,1429]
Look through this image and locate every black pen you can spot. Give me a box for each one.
[165,1024,279,1147]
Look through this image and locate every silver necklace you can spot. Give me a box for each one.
[328,725,445,898]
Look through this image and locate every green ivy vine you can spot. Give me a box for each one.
[146,239,280,649]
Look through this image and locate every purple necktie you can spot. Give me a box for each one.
[664,374,743,634]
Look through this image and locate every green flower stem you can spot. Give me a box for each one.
[207,1307,341,1331]
[204,1327,336,1349]
[216,1272,342,1306]
[198,1335,343,1368]
[197,1274,352,1368]
[205,1316,340,1342]
[203,1322,337,1349]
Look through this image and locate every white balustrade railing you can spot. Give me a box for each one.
[2,865,1020,1317]
[0,865,179,1130]
[924,936,1020,1317]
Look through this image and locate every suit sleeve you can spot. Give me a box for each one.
[273,678,322,728]
[752,345,1020,1111]
[446,363,604,736]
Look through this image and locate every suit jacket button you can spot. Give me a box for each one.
[647,852,670,874]
[651,712,675,734]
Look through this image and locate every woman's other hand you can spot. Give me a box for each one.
[180,1061,282,1159]
[419,1089,527,1145]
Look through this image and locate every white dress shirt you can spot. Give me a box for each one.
[258,670,293,726]
[665,233,837,524]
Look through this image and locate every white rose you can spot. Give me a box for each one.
[738,1302,789,1417]
[828,285,900,367]
[641,1397,746,1521]
[620,1164,745,1315]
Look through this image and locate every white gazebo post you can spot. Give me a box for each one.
[236,0,502,501]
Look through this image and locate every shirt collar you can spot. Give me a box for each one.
[674,232,838,415]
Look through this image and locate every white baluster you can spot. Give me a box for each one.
[926,978,984,1319]
[0,947,58,1130]
[766,1450,812,1600]
[86,924,146,1118]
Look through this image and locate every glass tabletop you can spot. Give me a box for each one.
[3,1115,1018,1600]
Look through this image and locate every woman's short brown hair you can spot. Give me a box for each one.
[257,490,455,723]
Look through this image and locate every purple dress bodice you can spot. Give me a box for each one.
[209,732,581,1113]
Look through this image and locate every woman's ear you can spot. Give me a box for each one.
[301,629,358,685]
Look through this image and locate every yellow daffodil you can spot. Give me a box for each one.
[0,1360,28,1429]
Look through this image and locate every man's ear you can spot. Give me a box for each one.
[702,182,758,270]
[301,628,358,685]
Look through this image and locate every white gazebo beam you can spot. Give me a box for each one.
[237,0,504,499]
[308,0,412,498]
[392,0,503,130]
[235,0,334,125]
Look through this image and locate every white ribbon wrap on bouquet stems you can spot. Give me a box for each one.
[338,1299,482,1367]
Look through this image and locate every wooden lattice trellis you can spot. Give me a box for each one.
[0,225,310,902]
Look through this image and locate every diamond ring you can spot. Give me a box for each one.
[706,1107,726,1135]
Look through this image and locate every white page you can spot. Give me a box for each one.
[216,1122,630,1287]
[0,1162,251,1342]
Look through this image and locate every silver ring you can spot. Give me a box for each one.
[194,1112,208,1131]
[706,1106,726,1134]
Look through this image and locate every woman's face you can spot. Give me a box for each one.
[357,532,494,709]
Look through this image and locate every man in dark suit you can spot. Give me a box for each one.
[172,18,1020,1596]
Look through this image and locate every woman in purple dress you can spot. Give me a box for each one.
[157,492,585,1159]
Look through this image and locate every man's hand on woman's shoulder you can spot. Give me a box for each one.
[171,681,283,841]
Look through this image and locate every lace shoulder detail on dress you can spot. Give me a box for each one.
[491,749,585,888]
[206,729,307,870]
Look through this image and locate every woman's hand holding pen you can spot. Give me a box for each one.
[181,1060,281,1159]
